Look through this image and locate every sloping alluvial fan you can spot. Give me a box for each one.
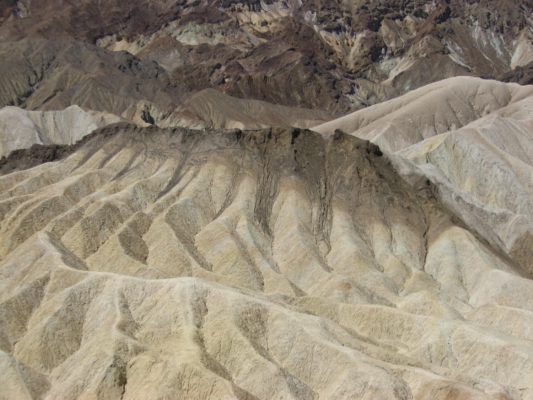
[1,126,533,399]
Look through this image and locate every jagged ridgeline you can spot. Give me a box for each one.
[0,0,531,115]
[1,126,532,399]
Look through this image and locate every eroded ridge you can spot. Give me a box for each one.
[1,126,532,399]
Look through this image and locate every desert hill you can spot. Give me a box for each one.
[0,1,531,113]
[0,2,532,399]
[314,76,533,277]
[162,88,333,129]
[0,105,122,158]
[1,126,532,399]
[0,37,331,131]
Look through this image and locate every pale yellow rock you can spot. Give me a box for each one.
[0,125,532,399]
[0,105,122,157]
[314,76,533,276]
[314,77,533,153]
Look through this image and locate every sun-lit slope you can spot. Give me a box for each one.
[398,95,533,271]
[0,105,122,158]
[1,126,532,399]
[161,88,333,130]
[314,77,533,152]
[314,77,533,276]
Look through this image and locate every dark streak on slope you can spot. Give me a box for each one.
[0,124,526,277]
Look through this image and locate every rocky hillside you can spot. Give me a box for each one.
[0,0,531,115]
[1,125,533,399]
[0,105,122,157]
[1,2,533,400]
[315,76,533,278]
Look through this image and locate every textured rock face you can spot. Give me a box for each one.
[0,38,330,131]
[0,0,531,114]
[499,61,533,85]
[0,105,122,158]
[162,88,333,129]
[314,77,533,152]
[0,38,180,124]
[1,126,533,399]
[315,76,533,277]
[0,2,532,399]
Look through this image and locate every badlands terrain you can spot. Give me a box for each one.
[0,1,533,400]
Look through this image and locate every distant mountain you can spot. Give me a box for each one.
[0,0,531,115]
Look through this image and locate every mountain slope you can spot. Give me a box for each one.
[0,37,333,131]
[1,1,531,112]
[313,77,533,276]
[0,2,532,399]
[313,77,533,152]
[0,126,532,399]
[162,88,333,129]
[398,95,533,267]
[0,38,181,124]
[0,105,122,158]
